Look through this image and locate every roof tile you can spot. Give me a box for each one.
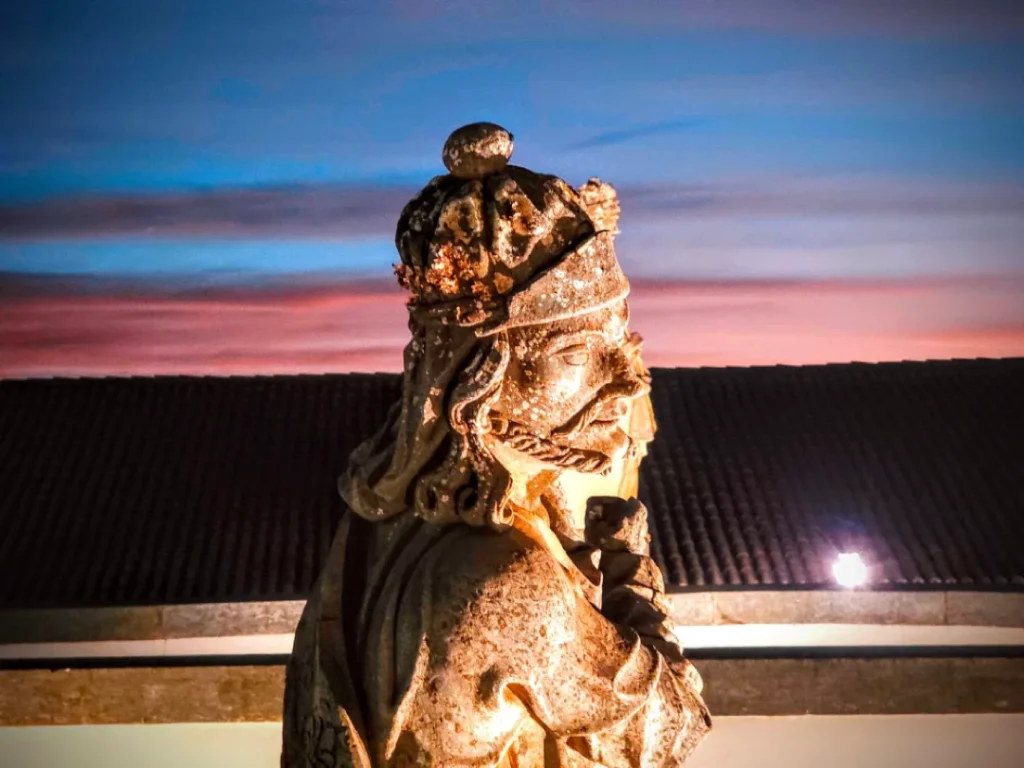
[0,359,1021,609]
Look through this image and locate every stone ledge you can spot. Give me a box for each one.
[2,656,1022,725]
[668,590,1024,628]
[698,657,1024,716]
[0,601,305,644]
[0,666,286,726]
[1,591,1021,647]
[946,592,1024,627]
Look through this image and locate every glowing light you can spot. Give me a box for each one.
[832,552,868,588]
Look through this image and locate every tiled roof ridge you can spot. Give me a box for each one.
[3,356,1021,387]
[1,356,1021,608]
[0,370,399,386]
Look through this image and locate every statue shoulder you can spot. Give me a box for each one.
[416,526,574,636]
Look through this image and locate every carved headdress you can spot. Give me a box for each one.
[395,123,626,332]
[341,123,629,529]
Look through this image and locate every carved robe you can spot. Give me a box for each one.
[282,511,710,767]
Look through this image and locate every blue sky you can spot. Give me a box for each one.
[1,0,1022,279]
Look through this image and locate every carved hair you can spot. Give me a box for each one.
[340,314,517,529]
[339,311,622,529]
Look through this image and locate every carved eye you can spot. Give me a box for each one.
[558,344,591,366]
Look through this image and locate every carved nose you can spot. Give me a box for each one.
[614,359,650,399]
[616,333,651,392]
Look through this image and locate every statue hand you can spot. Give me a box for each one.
[585,497,687,663]
[584,496,650,555]
[600,562,685,662]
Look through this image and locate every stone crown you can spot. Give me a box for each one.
[394,124,629,332]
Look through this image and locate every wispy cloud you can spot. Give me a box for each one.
[2,275,1021,379]
[3,177,1022,241]
[554,0,1024,38]
[565,120,706,151]
[384,0,1024,38]
[639,70,1024,111]
[0,186,415,241]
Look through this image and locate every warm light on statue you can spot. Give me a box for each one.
[282,123,711,767]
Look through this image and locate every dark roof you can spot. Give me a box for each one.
[1,358,1022,610]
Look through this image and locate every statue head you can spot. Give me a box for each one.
[341,123,654,535]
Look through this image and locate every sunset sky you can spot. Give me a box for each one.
[2,1,1023,377]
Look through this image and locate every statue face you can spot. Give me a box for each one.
[494,299,652,471]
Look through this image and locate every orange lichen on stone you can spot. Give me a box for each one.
[394,263,415,291]
[578,178,621,234]
[493,273,514,295]
[424,242,465,296]
[393,127,624,333]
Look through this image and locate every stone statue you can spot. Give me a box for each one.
[282,123,711,767]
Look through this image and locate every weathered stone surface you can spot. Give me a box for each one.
[0,601,306,644]
[441,122,514,179]
[4,657,1021,726]
[2,589,1016,651]
[0,666,286,726]
[667,590,1024,628]
[162,600,304,638]
[947,592,1024,628]
[283,124,711,767]
[699,657,1024,716]
[577,178,621,234]
[669,593,718,626]
[700,590,946,626]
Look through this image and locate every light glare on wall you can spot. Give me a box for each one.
[833,552,868,588]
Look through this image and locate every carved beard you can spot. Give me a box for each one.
[488,385,643,476]
[488,415,617,474]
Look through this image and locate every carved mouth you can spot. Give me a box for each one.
[489,416,614,475]
[551,395,629,439]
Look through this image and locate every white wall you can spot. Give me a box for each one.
[690,715,1024,768]
[2,715,1024,768]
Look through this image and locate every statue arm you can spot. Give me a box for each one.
[400,531,710,766]
[518,573,711,767]
[532,496,712,766]
[455,533,711,767]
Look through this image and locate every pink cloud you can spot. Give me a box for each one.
[2,277,1022,379]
